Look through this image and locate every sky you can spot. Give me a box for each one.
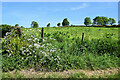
[1,0,119,2]
[2,2,118,28]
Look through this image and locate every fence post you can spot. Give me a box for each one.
[81,32,84,42]
[41,27,44,38]
[41,27,44,42]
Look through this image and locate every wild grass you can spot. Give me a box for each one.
[1,27,120,73]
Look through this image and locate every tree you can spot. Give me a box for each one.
[62,18,70,26]
[109,18,116,25]
[21,26,24,28]
[93,16,98,25]
[15,24,19,27]
[84,17,91,26]
[47,23,50,27]
[31,21,38,28]
[101,17,109,25]
[57,23,61,27]
[93,16,104,25]
[118,20,120,25]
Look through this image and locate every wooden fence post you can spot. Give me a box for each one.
[41,27,44,38]
[81,32,84,42]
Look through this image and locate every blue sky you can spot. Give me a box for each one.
[2,2,118,28]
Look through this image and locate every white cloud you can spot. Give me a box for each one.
[71,3,87,10]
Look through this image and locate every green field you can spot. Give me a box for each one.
[23,27,118,40]
[1,26,120,78]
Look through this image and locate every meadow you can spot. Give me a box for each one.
[1,26,120,78]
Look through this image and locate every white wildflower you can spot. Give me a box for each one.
[29,45,32,48]
[34,38,37,40]
[28,39,32,41]
[8,53,11,57]
[22,57,24,60]
[44,53,47,56]
[30,52,32,54]
[40,50,43,52]
[43,39,46,42]
[34,43,40,48]
[6,32,11,36]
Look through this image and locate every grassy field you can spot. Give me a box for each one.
[22,27,119,40]
[1,26,120,78]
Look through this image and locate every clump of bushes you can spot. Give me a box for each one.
[0,24,13,38]
[0,24,23,38]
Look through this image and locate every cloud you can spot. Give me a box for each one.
[71,3,87,10]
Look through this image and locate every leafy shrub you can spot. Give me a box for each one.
[0,24,13,38]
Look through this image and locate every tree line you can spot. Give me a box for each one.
[31,18,70,28]
[31,16,118,28]
[84,16,116,26]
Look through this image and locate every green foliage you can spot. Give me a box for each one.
[93,16,104,25]
[69,72,88,78]
[101,16,109,25]
[57,23,61,27]
[21,26,24,28]
[31,21,39,28]
[47,23,50,27]
[109,18,116,25]
[118,20,120,25]
[0,24,13,37]
[15,24,19,27]
[1,27,119,72]
[84,17,91,26]
[62,18,70,26]
[93,16,116,26]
